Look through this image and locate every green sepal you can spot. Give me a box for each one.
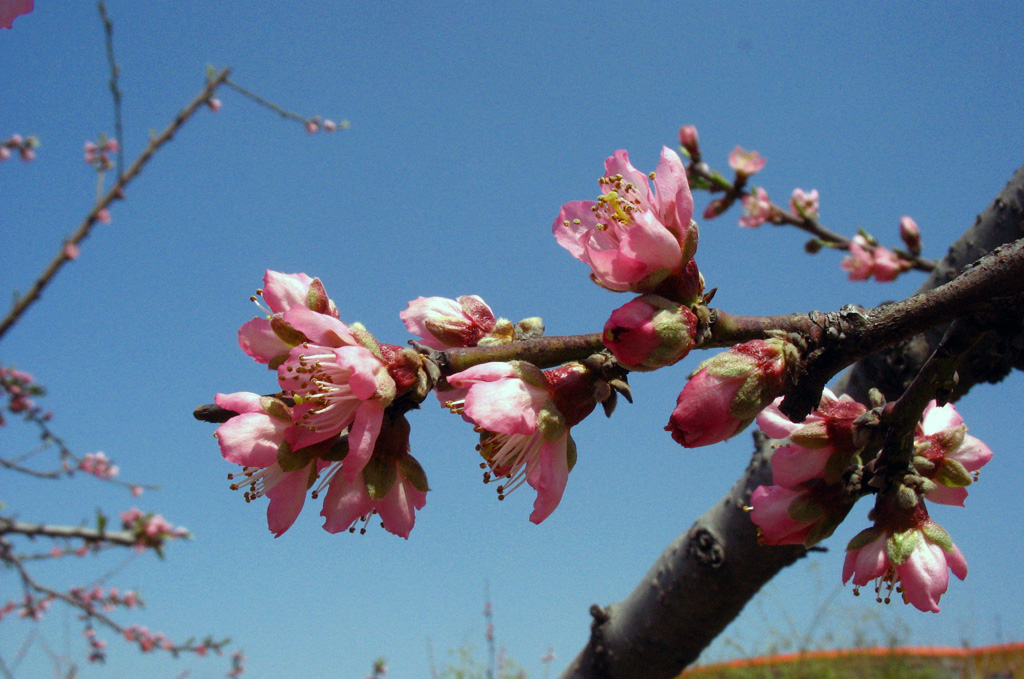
[932,424,967,453]
[268,353,289,370]
[95,509,107,533]
[565,433,578,473]
[363,455,397,500]
[823,449,851,486]
[259,395,291,422]
[846,526,882,552]
[804,515,841,547]
[321,435,350,462]
[399,454,430,493]
[511,360,547,389]
[887,529,921,566]
[787,495,823,523]
[789,421,830,449]
[350,324,383,360]
[920,521,954,552]
[277,440,318,472]
[934,458,972,487]
[270,315,307,347]
[306,278,331,314]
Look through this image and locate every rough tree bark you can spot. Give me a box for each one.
[560,164,1024,679]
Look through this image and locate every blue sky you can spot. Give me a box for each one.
[2,2,1024,678]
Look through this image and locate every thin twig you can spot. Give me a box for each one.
[0,68,230,342]
[686,160,938,273]
[97,1,124,180]
[223,77,313,124]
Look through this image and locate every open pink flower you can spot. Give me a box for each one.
[554,147,696,293]
[214,391,323,537]
[277,343,395,480]
[237,270,349,366]
[401,295,497,349]
[841,235,906,282]
[843,512,967,613]
[738,187,775,228]
[320,414,429,539]
[756,389,868,487]
[667,338,797,448]
[0,0,33,29]
[789,188,819,219]
[913,400,993,506]
[728,146,766,177]
[447,361,600,523]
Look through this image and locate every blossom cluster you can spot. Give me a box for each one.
[79,451,119,479]
[84,137,118,171]
[119,507,189,551]
[750,391,992,612]
[1,133,38,162]
[1,365,44,424]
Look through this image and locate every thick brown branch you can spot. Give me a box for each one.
[560,165,1024,679]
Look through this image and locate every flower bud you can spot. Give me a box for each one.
[678,125,700,159]
[666,337,798,448]
[602,294,698,371]
[899,216,921,255]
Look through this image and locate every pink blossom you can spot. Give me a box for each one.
[738,187,775,228]
[79,451,119,479]
[63,242,80,260]
[320,414,428,539]
[277,343,395,479]
[214,391,322,536]
[667,338,797,448]
[401,294,497,349]
[306,120,319,134]
[601,294,698,371]
[749,485,817,545]
[842,235,906,282]
[323,119,337,132]
[96,208,112,224]
[913,400,993,506]
[237,270,350,365]
[0,146,9,162]
[207,98,222,112]
[446,361,601,523]
[789,188,819,219]
[843,511,967,613]
[756,389,868,486]
[0,0,32,29]
[728,146,766,177]
[554,147,696,293]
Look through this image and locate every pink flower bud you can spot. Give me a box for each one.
[97,208,112,224]
[19,148,34,162]
[323,118,337,132]
[678,125,699,157]
[63,243,80,260]
[0,147,10,162]
[602,294,698,371]
[666,338,797,448]
[899,216,921,254]
[728,146,766,177]
[841,235,874,280]
[104,138,119,153]
[305,120,319,134]
[207,98,222,112]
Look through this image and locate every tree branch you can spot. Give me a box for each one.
[559,163,1024,679]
